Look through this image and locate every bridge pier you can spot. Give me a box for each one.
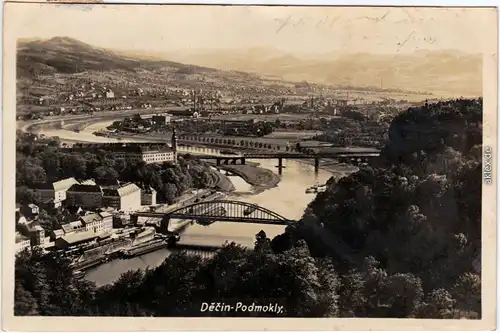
[314,158,320,174]
[216,158,221,166]
[160,217,171,233]
[275,157,285,175]
[240,157,246,165]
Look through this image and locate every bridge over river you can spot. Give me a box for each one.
[131,200,295,225]
[184,149,380,174]
[130,200,295,234]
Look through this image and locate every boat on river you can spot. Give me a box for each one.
[73,270,85,279]
[305,184,327,194]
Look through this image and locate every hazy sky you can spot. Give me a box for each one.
[7,4,496,55]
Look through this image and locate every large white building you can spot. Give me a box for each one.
[66,182,142,212]
[112,144,177,164]
[33,177,79,208]
[53,211,114,241]
[80,211,114,233]
[70,132,179,165]
[102,183,142,212]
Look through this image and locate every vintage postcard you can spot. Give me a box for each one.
[2,3,498,331]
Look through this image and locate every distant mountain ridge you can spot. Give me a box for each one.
[16,37,481,97]
[163,48,483,96]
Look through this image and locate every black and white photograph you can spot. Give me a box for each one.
[2,3,497,331]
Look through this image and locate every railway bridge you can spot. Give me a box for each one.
[184,150,380,174]
[130,200,294,234]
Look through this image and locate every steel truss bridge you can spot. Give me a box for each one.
[184,150,380,173]
[131,200,294,228]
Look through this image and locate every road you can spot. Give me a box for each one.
[17,106,189,132]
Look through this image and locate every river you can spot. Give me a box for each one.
[36,120,355,286]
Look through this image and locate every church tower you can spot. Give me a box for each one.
[171,128,178,161]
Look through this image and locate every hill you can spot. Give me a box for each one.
[16,37,443,116]
[17,37,216,78]
[164,48,482,97]
[16,37,301,114]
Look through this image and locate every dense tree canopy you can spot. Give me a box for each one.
[292,98,482,316]
[16,137,224,204]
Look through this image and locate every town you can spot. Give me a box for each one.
[15,130,219,276]
[11,7,485,321]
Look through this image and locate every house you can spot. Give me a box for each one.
[33,177,79,208]
[152,115,168,126]
[66,184,103,209]
[18,222,48,247]
[80,213,102,233]
[102,183,142,212]
[60,220,85,235]
[15,232,31,254]
[141,186,157,206]
[20,203,39,218]
[50,229,66,241]
[99,211,114,232]
[106,90,115,99]
[15,211,28,225]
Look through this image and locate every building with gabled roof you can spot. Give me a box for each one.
[60,220,85,234]
[55,231,99,250]
[15,232,31,254]
[140,185,157,206]
[33,177,79,208]
[102,183,141,212]
[80,212,107,233]
[70,134,178,165]
[66,184,103,209]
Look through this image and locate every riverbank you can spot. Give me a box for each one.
[206,167,236,192]
[212,164,281,192]
[25,116,358,186]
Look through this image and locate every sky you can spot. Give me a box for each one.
[6,4,497,55]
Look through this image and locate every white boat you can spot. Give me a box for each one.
[305,187,316,194]
[305,184,327,194]
[316,185,327,193]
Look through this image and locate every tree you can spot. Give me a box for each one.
[254,230,272,254]
[14,282,39,316]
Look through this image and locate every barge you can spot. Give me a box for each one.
[119,240,169,258]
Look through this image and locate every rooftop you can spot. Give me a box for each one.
[80,213,102,224]
[102,183,141,197]
[15,232,30,243]
[59,231,99,245]
[53,177,79,192]
[61,221,84,233]
[98,211,113,219]
[52,229,65,237]
[68,184,102,193]
[141,186,157,194]
[117,183,141,197]
[80,179,97,186]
